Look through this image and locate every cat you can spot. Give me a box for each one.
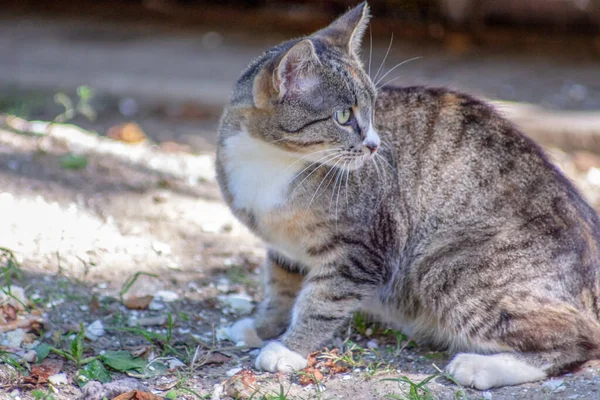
[215,1,600,390]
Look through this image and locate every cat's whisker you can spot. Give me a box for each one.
[375,56,422,88]
[368,25,373,79]
[334,160,349,231]
[289,153,343,197]
[306,157,344,210]
[373,33,394,84]
[344,162,351,209]
[372,156,383,185]
[375,153,397,177]
[283,148,341,172]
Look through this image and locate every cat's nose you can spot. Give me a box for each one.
[365,141,379,154]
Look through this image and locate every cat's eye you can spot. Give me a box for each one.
[334,108,353,125]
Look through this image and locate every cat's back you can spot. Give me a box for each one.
[374,85,600,303]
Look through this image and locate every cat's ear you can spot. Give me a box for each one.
[314,1,371,55]
[253,39,320,107]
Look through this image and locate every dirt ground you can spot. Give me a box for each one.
[2,11,600,400]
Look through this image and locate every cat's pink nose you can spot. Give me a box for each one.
[365,142,379,154]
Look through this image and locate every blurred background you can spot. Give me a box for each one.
[1,0,600,149]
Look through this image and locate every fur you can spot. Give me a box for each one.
[215,2,600,389]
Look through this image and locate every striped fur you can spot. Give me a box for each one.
[215,2,600,389]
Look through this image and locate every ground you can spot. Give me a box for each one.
[1,11,600,400]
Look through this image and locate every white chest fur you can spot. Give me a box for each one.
[222,129,301,214]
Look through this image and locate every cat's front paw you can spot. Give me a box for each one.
[226,318,264,348]
[255,341,307,373]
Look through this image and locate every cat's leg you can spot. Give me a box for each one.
[228,251,303,347]
[255,260,379,372]
[445,304,600,390]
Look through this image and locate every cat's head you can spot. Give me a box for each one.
[225,2,379,171]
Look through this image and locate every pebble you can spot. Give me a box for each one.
[482,391,493,399]
[219,293,254,314]
[148,300,165,310]
[4,329,26,348]
[543,379,565,391]
[155,290,179,302]
[85,320,105,341]
[48,373,69,385]
[168,358,186,369]
[366,339,378,349]
[226,367,243,377]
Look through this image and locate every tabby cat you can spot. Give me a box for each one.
[215,2,600,389]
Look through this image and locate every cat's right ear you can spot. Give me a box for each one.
[253,39,320,108]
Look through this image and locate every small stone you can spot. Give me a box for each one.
[85,320,105,341]
[366,339,378,349]
[219,293,254,314]
[48,373,69,385]
[148,300,165,310]
[155,290,179,302]
[5,329,26,348]
[226,367,243,377]
[103,378,149,398]
[168,358,186,369]
[22,350,37,363]
[81,381,104,400]
[482,391,493,400]
[543,379,564,391]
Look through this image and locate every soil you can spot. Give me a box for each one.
[1,10,600,400]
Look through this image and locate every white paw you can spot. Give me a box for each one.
[225,318,264,348]
[446,353,546,390]
[255,341,307,373]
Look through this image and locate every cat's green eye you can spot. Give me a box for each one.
[334,108,353,125]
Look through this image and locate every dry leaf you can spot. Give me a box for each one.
[0,315,45,333]
[202,351,230,365]
[89,296,101,314]
[224,369,258,399]
[123,295,154,310]
[299,367,324,386]
[2,304,17,322]
[306,351,319,368]
[111,391,163,400]
[27,359,64,384]
[107,123,147,144]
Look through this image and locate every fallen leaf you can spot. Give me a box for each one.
[77,359,112,387]
[155,380,177,391]
[27,359,64,384]
[306,351,319,368]
[2,304,17,322]
[224,369,258,399]
[202,351,230,365]
[111,391,163,400]
[123,295,154,310]
[107,122,147,144]
[299,367,324,386]
[102,351,146,372]
[0,315,45,333]
[89,296,101,314]
[60,154,88,170]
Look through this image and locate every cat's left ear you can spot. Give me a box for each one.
[314,1,371,55]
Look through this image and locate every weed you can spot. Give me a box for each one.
[31,388,57,400]
[110,313,178,357]
[119,271,159,303]
[54,85,96,123]
[382,374,438,400]
[164,371,206,399]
